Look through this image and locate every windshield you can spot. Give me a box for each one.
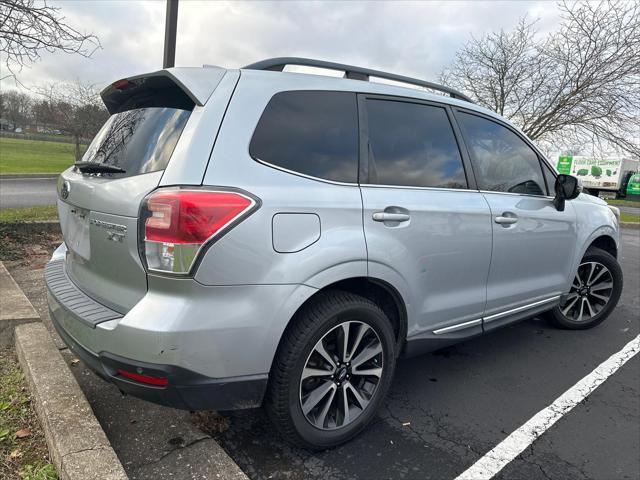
[80,107,191,177]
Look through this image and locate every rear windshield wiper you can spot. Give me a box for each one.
[74,161,126,174]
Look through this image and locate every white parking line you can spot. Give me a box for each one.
[455,333,640,480]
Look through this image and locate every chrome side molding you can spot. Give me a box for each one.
[483,295,561,323]
[433,295,561,335]
[433,318,482,335]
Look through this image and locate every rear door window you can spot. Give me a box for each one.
[249,91,359,183]
[457,112,546,196]
[81,107,191,178]
[365,99,467,189]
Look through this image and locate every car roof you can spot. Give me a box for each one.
[237,67,504,123]
[104,62,516,138]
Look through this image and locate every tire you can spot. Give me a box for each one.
[546,247,623,330]
[265,290,396,450]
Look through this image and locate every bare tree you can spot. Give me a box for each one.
[37,81,108,160]
[441,1,640,157]
[0,0,100,80]
[0,89,31,128]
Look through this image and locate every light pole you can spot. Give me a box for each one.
[163,0,179,68]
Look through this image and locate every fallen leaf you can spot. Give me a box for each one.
[15,428,31,438]
[71,359,80,366]
[10,449,22,459]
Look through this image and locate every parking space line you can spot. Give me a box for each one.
[455,333,640,480]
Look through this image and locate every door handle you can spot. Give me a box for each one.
[373,212,411,222]
[495,215,518,225]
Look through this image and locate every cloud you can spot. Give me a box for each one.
[1,0,562,93]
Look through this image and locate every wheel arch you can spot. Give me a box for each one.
[570,225,619,285]
[587,234,618,258]
[270,276,409,376]
[321,277,408,355]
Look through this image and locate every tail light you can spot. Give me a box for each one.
[140,188,258,275]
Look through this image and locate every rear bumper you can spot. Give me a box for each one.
[44,248,315,410]
[50,309,266,410]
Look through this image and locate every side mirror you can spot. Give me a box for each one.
[553,174,581,211]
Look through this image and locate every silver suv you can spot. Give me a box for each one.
[46,58,623,449]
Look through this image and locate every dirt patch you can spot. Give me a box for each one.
[191,411,231,435]
[0,349,57,480]
[0,225,61,267]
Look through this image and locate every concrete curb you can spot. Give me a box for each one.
[0,262,39,346]
[0,173,60,179]
[15,322,128,480]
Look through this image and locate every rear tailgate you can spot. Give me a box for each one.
[58,171,162,312]
[56,67,232,314]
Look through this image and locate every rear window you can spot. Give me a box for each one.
[80,107,191,177]
[365,99,467,189]
[249,91,359,183]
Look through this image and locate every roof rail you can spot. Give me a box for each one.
[242,57,473,103]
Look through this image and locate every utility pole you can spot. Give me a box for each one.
[163,0,179,68]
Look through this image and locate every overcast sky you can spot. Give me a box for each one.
[1,0,564,92]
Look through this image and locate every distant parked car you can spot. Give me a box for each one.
[46,58,623,449]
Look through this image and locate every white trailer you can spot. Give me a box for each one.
[554,155,640,198]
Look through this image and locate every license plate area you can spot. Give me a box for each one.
[60,203,91,260]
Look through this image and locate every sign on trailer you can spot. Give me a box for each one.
[554,155,635,192]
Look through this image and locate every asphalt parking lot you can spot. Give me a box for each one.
[8,228,639,480]
[213,228,639,480]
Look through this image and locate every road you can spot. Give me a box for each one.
[0,177,58,209]
[619,205,640,216]
[8,228,639,480]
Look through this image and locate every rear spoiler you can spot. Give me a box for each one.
[101,67,226,114]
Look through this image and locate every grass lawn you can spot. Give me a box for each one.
[0,350,57,480]
[620,212,640,224]
[0,137,81,174]
[604,199,640,223]
[0,206,58,224]
[607,198,640,208]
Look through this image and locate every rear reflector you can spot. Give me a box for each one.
[117,369,168,387]
[141,189,257,274]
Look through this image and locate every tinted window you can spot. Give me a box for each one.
[80,107,190,178]
[457,112,545,195]
[541,160,557,196]
[366,99,466,189]
[249,91,358,183]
